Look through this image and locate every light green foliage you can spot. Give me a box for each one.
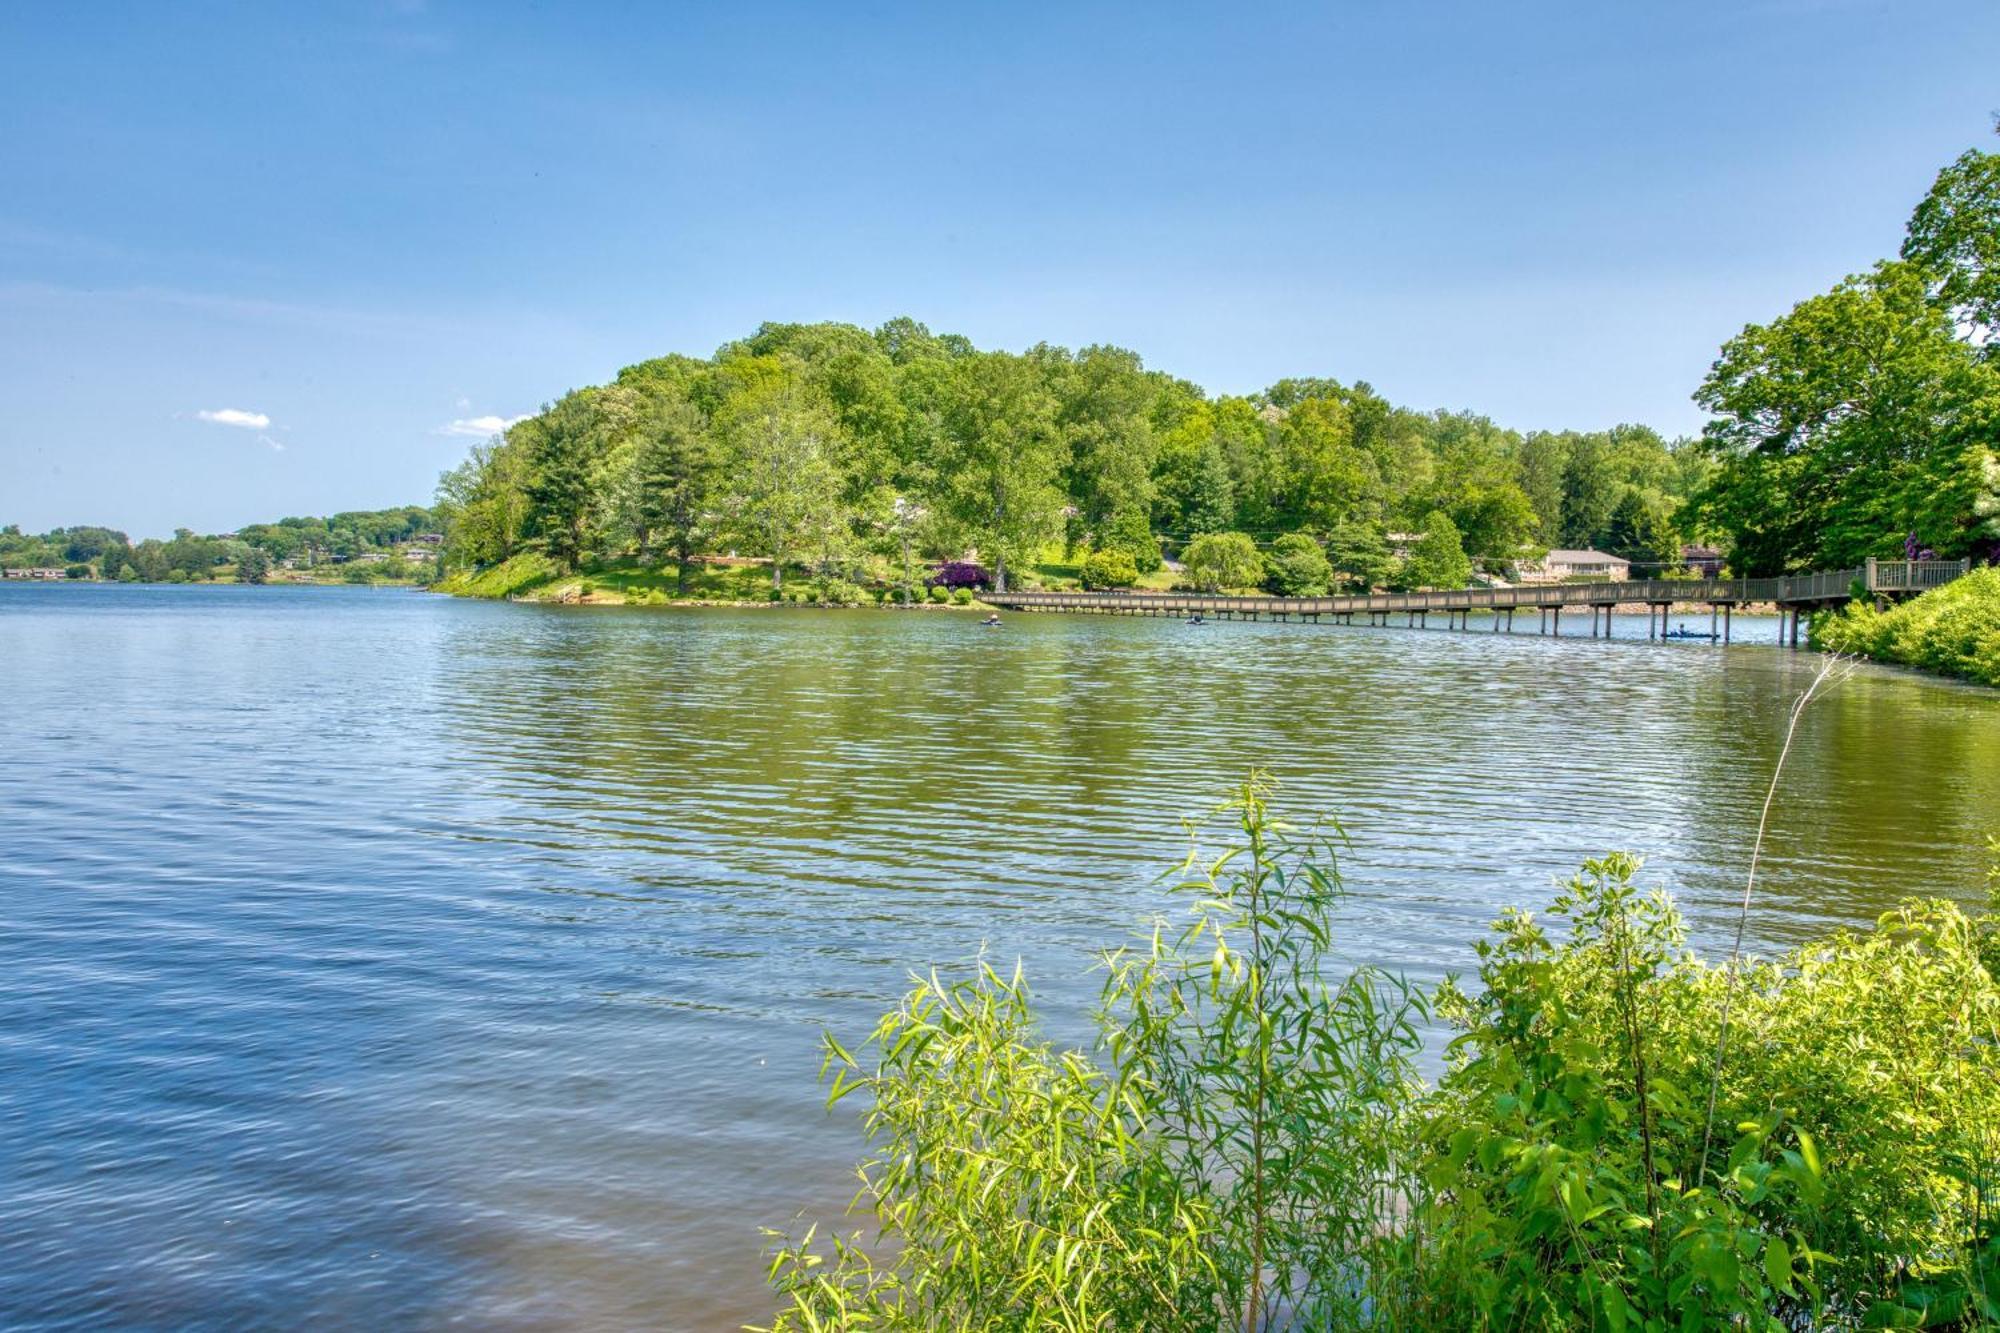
[763,786,2000,1331]
[1100,505,1162,573]
[759,778,1426,1332]
[234,547,271,584]
[1814,566,2000,686]
[1414,857,2000,1329]
[950,586,974,605]
[722,371,846,591]
[1263,532,1333,596]
[927,584,949,604]
[1450,482,1542,565]
[1401,510,1472,589]
[1181,531,1264,592]
[1079,546,1139,590]
[811,577,867,607]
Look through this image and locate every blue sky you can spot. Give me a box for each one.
[3,2,1996,538]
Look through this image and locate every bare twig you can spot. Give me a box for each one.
[1699,653,1861,1173]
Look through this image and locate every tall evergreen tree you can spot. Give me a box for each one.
[631,395,721,591]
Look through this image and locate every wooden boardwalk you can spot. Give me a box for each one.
[983,559,1971,646]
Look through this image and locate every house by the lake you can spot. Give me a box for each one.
[1514,548,1631,584]
[1682,543,1724,577]
[1,567,68,580]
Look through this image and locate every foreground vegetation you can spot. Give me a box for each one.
[1815,568,2000,687]
[760,778,2000,1331]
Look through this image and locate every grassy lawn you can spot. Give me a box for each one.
[438,553,784,603]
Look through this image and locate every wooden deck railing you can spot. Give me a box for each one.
[984,560,1970,619]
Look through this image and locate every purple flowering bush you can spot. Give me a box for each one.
[928,561,991,590]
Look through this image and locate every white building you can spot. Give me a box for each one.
[1514,548,1631,584]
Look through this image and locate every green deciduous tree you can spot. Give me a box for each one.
[935,352,1065,592]
[1902,143,2000,357]
[1695,261,2000,572]
[724,376,846,591]
[1402,510,1471,589]
[1181,531,1264,592]
[1263,531,1333,596]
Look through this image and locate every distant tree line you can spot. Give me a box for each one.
[0,506,439,583]
[434,319,1711,595]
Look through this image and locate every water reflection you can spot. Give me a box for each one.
[2,586,1994,1328]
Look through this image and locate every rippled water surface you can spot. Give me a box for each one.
[5,583,1997,1329]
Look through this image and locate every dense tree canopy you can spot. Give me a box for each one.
[1695,139,2000,573]
[431,317,1711,593]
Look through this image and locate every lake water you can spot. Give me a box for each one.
[5,583,1997,1329]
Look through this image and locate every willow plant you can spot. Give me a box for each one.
[756,775,1425,1331]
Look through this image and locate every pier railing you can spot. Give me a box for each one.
[985,560,1970,620]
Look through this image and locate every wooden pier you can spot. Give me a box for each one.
[983,559,1970,646]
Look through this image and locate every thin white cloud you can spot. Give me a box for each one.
[435,413,527,438]
[259,435,286,453]
[196,407,272,430]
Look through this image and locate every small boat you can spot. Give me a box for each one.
[982,614,1002,627]
[1664,629,1720,640]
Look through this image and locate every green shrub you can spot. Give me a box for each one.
[762,781,2000,1332]
[950,586,974,605]
[1409,858,2000,1329]
[813,578,867,607]
[768,585,785,601]
[1181,532,1264,592]
[578,580,596,597]
[789,588,811,605]
[1814,566,2000,686]
[1263,532,1333,597]
[1079,547,1140,590]
[928,585,950,604]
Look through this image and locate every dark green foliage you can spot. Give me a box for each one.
[631,394,721,592]
[1602,489,1681,572]
[522,390,614,572]
[1263,531,1333,596]
[235,546,271,584]
[1324,518,1394,592]
[1697,143,2000,573]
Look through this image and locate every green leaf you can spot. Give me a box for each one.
[1763,1235,1793,1293]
